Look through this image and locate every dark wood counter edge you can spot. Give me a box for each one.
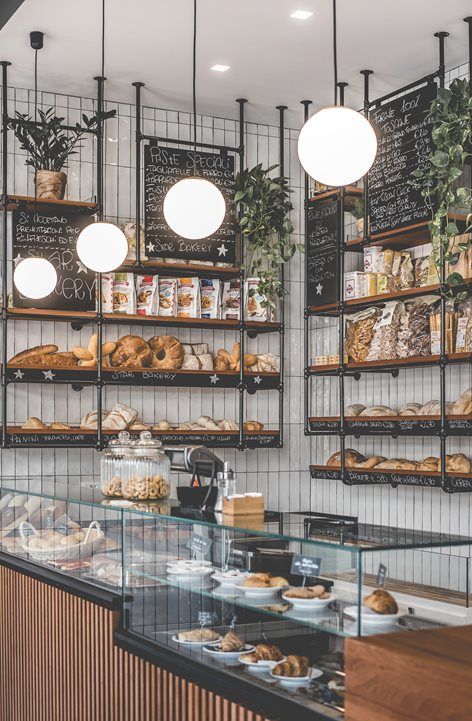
[114,628,336,721]
[0,550,121,611]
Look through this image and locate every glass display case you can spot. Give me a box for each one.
[0,476,471,720]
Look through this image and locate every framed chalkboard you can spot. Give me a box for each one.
[12,209,95,311]
[306,199,339,306]
[368,82,437,235]
[144,144,236,263]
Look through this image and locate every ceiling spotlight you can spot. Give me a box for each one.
[211,64,230,72]
[14,257,57,299]
[290,10,313,20]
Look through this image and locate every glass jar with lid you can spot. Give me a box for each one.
[100,431,134,498]
[122,431,171,501]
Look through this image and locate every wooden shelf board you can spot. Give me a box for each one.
[6,363,95,372]
[6,195,97,210]
[308,352,471,373]
[8,308,96,321]
[345,284,441,307]
[308,185,362,203]
[309,415,471,422]
[6,426,95,435]
[310,464,472,480]
[347,213,467,251]
[119,260,240,276]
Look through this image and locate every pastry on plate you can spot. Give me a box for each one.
[219,631,245,652]
[249,644,284,662]
[178,628,219,643]
[242,573,272,588]
[364,589,398,615]
[285,584,327,600]
[272,655,310,678]
[269,575,289,588]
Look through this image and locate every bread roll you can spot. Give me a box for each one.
[359,406,397,417]
[451,388,472,416]
[21,417,47,430]
[326,449,365,467]
[418,457,439,472]
[364,589,398,615]
[48,422,71,430]
[80,410,109,430]
[445,453,471,474]
[399,403,422,416]
[152,420,172,431]
[344,404,366,417]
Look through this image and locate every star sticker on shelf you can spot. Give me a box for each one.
[210,374,220,384]
[76,260,88,274]
[217,243,228,257]
[14,369,24,380]
[42,370,56,381]
[315,283,323,295]
[13,253,23,266]
[146,242,155,253]
[254,375,262,385]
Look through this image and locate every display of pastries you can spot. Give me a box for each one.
[219,631,245,652]
[364,589,398,615]
[272,655,310,678]
[325,450,472,474]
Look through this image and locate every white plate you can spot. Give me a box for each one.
[172,633,222,646]
[167,560,212,569]
[203,642,255,660]
[238,654,286,671]
[168,566,214,578]
[282,592,335,611]
[270,667,323,686]
[343,604,404,625]
[235,584,288,599]
[211,571,249,586]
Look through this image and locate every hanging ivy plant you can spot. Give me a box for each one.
[410,78,472,299]
[234,164,302,308]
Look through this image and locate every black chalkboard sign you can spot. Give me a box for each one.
[144,144,236,263]
[12,209,95,311]
[368,83,437,235]
[377,563,387,587]
[291,553,322,578]
[306,199,339,306]
[186,533,213,557]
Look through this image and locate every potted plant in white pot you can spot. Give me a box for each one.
[9,107,115,200]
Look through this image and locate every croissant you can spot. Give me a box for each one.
[241,651,259,663]
[273,655,310,678]
[255,644,284,661]
[220,631,245,652]
[364,589,398,615]
[269,576,289,587]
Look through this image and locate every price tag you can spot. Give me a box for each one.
[186,533,213,557]
[198,611,216,627]
[291,554,322,578]
[377,563,387,587]
[228,614,238,629]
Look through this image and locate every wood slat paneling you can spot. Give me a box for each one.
[0,565,270,721]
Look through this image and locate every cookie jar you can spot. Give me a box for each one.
[122,431,171,501]
[100,431,134,498]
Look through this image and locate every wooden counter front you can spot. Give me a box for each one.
[0,563,270,721]
[345,625,472,721]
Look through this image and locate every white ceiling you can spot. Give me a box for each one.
[1,0,471,128]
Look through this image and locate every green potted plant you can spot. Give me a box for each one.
[234,163,302,311]
[352,197,365,237]
[9,107,115,200]
[410,78,472,298]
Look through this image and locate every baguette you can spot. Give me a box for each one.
[9,345,58,364]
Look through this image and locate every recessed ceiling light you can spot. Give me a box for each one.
[291,10,313,20]
[211,64,230,72]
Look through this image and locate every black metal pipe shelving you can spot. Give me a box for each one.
[303,32,472,494]
[0,67,287,452]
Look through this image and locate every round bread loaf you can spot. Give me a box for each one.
[398,403,422,416]
[110,336,152,367]
[344,404,366,417]
[445,453,471,474]
[148,335,184,370]
[417,457,439,472]
[359,406,397,417]
[451,388,472,416]
[326,449,365,467]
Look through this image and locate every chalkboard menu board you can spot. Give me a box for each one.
[144,144,236,263]
[12,209,95,311]
[368,83,437,235]
[306,199,339,306]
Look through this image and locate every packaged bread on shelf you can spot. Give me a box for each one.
[158,278,177,316]
[221,280,241,320]
[407,297,438,357]
[123,221,146,262]
[200,279,221,318]
[112,273,136,314]
[345,308,380,363]
[136,275,159,316]
[177,278,200,318]
[455,300,472,353]
[366,301,404,362]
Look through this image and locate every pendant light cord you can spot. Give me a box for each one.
[332,0,338,106]
[101,0,105,79]
[192,0,197,175]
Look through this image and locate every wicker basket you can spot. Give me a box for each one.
[19,520,104,562]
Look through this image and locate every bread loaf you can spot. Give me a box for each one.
[445,453,471,474]
[451,388,472,416]
[9,345,58,364]
[181,355,200,370]
[359,405,397,417]
[109,336,153,368]
[344,404,366,417]
[399,403,422,416]
[149,335,183,370]
[418,456,439,472]
[364,589,398,615]
[327,449,365,467]
[356,456,386,469]
[419,400,440,416]
[374,459,418,471]
[102,403,138,430]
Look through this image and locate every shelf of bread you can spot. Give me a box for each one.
[5,195,97,211]
[4,426,97,448]
[310,465,472,490]
[309,416,472,435]
[346,213,467,251]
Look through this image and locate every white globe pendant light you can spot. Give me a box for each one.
[164,177,225,240]
[76,221,128,273]
[163,0,225,240]
[298,0,377,187]
[298,106,377,187]
[14,257,57,299]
